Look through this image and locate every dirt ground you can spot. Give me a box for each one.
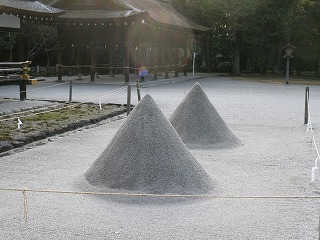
[1,75,320,239]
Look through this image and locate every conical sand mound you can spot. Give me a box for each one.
[84,94,213,195]
[169,83,241,149]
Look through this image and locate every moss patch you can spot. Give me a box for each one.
[0,102,127,152]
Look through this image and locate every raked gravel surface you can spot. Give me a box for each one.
[1,75,320,239]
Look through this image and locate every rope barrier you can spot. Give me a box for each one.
[5,186,320,227]
[305,88,320,181]
[72,84,129,104]
[58,64,183,71]
[25,82,69,93]
[2,187,320,200]
[3,186,320,228]
[58,64,122,68]
[0,81,69,98]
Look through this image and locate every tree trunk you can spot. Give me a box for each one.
[206,32,212,73]
[46,50,50,76]
[273,42,283,74]
[232,28,241,76]
[9,49,13,62]
[46,50,50,68]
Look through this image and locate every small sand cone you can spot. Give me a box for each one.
[170,82,241,149]
[84,94,213,195]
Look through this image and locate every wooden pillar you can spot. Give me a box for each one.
[147,47,152,69]
[143,47,147,68]
[90,43,95,82]
[57,41,62,82]
[133,47,138,75]
[184,47,188,76]
[109,46,114,77]
[153,47,158,80]
[141,47,148,81]
[140,47,147,82]
[175,48,179,78]
[19,78,27,101]
[158,47,163,77]
[76,45,82,80]
[19,81,27,101]
[165,48,169,79]
[124,45,130,83]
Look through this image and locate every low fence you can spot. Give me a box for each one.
[56,63,187,82]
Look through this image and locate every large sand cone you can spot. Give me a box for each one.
[84,94,213,195]
[170,82,241,149]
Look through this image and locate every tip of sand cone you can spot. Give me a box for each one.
[83,94,213,195]
[170,82,241,149]
[193,82,202,88]
[126,94,158,118]
[140,93,152,101]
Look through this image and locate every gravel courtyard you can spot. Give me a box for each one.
[1,74,320,239]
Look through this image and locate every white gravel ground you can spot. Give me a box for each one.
[1,75,320,239]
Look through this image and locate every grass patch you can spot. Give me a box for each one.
[0,103,126,143]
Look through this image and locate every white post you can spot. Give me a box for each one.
[311,158,319,182]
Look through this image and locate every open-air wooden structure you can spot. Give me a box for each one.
[50,0,211,82]
[0,0,64,100]
[0,0,65,60]
[0,0,211,83]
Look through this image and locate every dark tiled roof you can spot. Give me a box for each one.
[0,0,65,16]
[51,0,209,32]
[60,9,142,19]
[117,0,210,32]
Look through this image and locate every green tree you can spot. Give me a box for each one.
[208,0,261,75]
[177,0,261,75]
[173,0,317,76]
[292,0,320,76]
[242,0,300,74]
